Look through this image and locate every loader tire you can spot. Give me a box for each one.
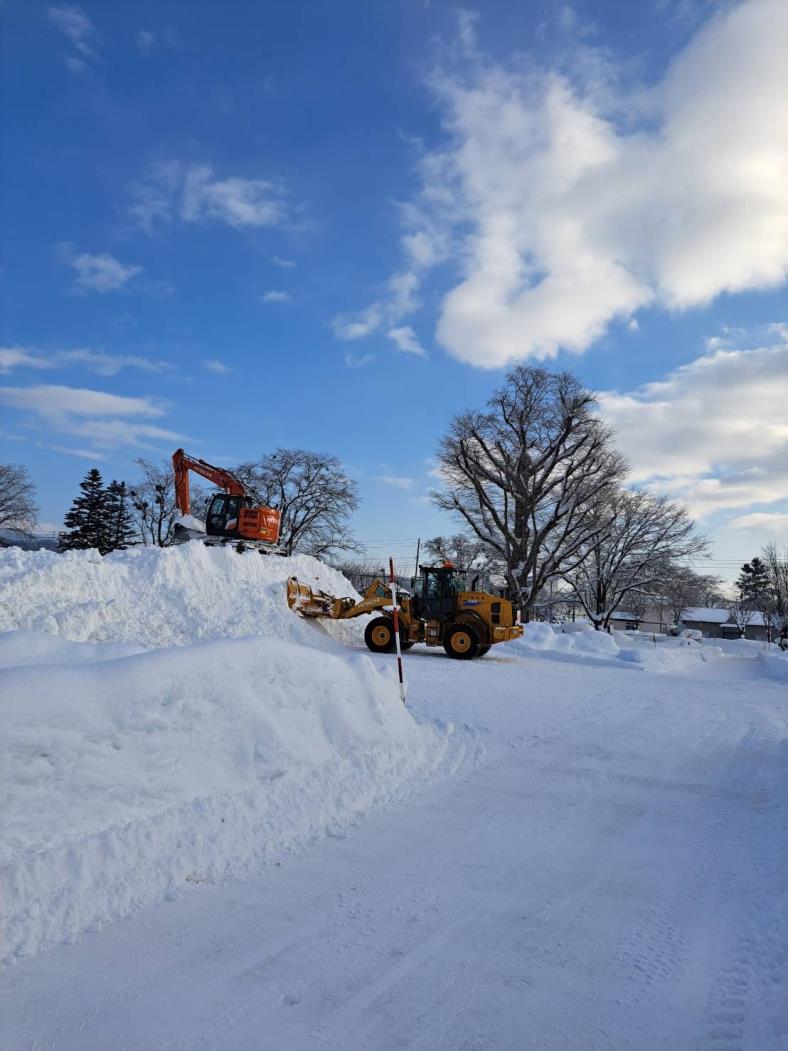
[400,638,416,651]
[477,644,491,657]
[444,623,480,660]
[365,617,396,653]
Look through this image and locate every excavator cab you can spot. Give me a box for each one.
[205,493,243,536]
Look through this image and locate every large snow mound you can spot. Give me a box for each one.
[0,543,365,650]
[0,545,455,964]
[1,632,449,964]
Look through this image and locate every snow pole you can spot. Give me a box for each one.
[389,557,407,703]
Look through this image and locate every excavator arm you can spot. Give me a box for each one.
[172,448,246,516]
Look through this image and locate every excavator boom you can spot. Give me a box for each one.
[172,448,246,516]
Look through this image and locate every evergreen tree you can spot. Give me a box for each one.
[736,557,769,608]
[105,480,136,553]
[59,468,110,552]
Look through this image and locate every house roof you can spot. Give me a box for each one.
[610,611,637,620]
[681,607,730,624]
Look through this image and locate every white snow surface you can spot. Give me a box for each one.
[514,620,725,672]
[2,545,788,1049]
[0,542,366,649]
[0,545,452,964]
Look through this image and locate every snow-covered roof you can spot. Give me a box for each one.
[681,608,730,624]
[610,611,637,620]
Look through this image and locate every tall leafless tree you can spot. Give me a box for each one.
[762,542,788,648]
[653,564,723,629]
[562,490,707,630]
[0,463,38,530]
[432,366,625,615]
[424,534,505,591]
[235,449,359,559]
[128,458,207,547]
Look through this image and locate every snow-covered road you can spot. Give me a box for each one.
[3,645,786,1050]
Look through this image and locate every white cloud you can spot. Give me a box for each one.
[377,475,414,490]
[0,348,50,373]
[339,0,788,368]
[598,332,788,518]
[272,256,296,268]
[0,384,164,419]
[334,272,419,337]
[344,352,375,368]
[129,162,289,233]
[203,359,232,374]
[0,384,182,452]
[48,5,99,70]
[42,443,108,461]
[181,165,286,228]
[332,303,383,341]
[69,350,167,375]
[0,346,169,376]
[137,29,155,53]
[58,244,142,293]
[261,290,291,304]
[729,511,788,532]
[387,326,426,357]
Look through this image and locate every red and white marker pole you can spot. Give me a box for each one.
[389,557,407,703]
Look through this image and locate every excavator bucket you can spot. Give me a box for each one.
[286,577,337,617]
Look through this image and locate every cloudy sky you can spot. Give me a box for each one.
[1,0,786,576]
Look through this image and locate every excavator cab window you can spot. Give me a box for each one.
[206,493,241,536]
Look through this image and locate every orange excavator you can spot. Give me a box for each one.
[172,448,281,551]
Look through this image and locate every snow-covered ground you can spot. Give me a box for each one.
[1,545,787,1050]
[0,547,460,964]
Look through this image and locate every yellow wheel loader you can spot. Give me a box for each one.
[287,563,522,659]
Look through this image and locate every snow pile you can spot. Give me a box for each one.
[513,621,722,672]
[1,631,448,964]
[760,648,788,683]
[0,545,453,964]
[0,543,366,650]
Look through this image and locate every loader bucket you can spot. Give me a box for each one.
[286,577,336,617]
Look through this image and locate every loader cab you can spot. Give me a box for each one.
[413,565,464,619]
[205,493,242,536]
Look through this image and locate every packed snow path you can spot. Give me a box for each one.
[3,645,786,1050]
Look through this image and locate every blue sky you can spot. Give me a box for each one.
[1,0,786,578]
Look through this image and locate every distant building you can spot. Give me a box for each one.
[609,611,640,631]
[0,528,60,552]
[679,607,772,643]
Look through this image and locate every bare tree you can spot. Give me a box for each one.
[128,458,207,547]
[762,542,788,648]
[235,449,359,559]
[562,490,708,630]
[334,559,388,593]
[651,564,722,630]
[0,463,38,530]
[432,366,625,615]
[729,598,755,638]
